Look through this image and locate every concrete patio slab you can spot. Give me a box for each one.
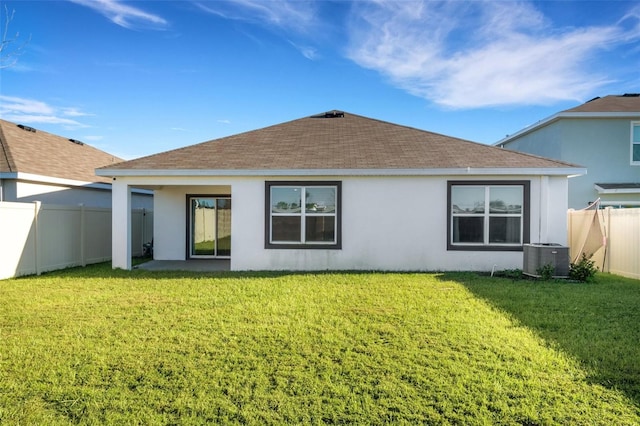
[134,259,230,272]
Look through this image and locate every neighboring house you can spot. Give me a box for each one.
[97,110,584,272]
[0,119,152,208]
[495,94,640,209]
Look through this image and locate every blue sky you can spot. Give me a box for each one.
[1,0,639,160]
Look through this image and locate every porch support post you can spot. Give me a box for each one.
[112,180,132,270]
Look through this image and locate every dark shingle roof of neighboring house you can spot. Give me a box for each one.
[0,119,122,184]
[99,111,580,175]
[563,94,640,113]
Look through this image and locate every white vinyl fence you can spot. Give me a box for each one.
[568,207,640,280]
[0,201,153,279]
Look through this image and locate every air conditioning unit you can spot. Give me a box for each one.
[523,244,570,278]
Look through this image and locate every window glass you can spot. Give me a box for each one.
[451,186,485,213]
[272,187,301,213]
[489,187,522,214]
[306,216,336,242]
[489,217,521,243]
[452,217,484,243]
[305,187,336,213]
[634,144,640,163]
[633,124,640,143]
[271,216,301,242]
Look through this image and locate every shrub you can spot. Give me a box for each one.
[569,254,598,282]
[497,269,523,280]
[536,263,555,280]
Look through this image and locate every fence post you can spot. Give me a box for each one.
[34,201,42,275]
[567,209,573,260]
[604,207,611,273]
[79,203,86,267]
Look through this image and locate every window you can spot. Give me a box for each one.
[448,181,529,251]
[265,181,341,249]
[632,122,640,165]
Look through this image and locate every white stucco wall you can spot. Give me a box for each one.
[111,174,570,272]
[1,179,153,209]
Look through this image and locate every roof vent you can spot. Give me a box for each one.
[311,110,345,119]
[17,124,36,133]
[324,110,344,118]
[69,138,84,145]
[621,93,640,97]
[586,96,600,103]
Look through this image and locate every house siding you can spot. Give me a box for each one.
[502,118,640,208]
[124,174,569,272]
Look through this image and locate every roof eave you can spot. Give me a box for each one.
[595,184,640,194]
[96,167,586,178]
[495,111,640,147]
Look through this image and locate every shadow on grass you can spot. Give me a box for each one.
[443,272,640,409]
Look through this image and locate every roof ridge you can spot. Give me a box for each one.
[0,121,16,173]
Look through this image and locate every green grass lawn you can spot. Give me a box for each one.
[1,265,639,425]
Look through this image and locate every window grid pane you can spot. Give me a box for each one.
[305,216,336,242]
[453,217,484,243]
[489,217,522,244]
[633,124,640,143]
[271,216,302,242]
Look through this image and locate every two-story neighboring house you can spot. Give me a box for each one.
[0,119,152,208]
[495,94,640,209]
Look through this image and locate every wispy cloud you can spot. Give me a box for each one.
[195,0,317,34]
[0,96,91,129]
[195,0,322,59]
[345,0,640,109]
[68,0,168,30]
[288,40,318,60]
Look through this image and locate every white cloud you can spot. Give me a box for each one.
[288,40,318,60]
[195,0,322,59]
[195,0,317,34]
[0,95,90,129]
[0,96,54,115]
[61,107,93,117]
[345,0,640,109]
[68,0,168,30]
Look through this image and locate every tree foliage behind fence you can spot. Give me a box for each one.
[0,201,153,279]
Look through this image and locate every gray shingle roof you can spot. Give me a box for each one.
[0,119,122,183]
[563,94,640,113]
[100,111,578,173]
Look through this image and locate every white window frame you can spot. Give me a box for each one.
[631,121,640,166]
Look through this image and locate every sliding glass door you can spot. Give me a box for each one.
[189,196,231,258]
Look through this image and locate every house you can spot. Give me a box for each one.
[495,94,640,209]
[0,119,152,208]
[97,110,584,272]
